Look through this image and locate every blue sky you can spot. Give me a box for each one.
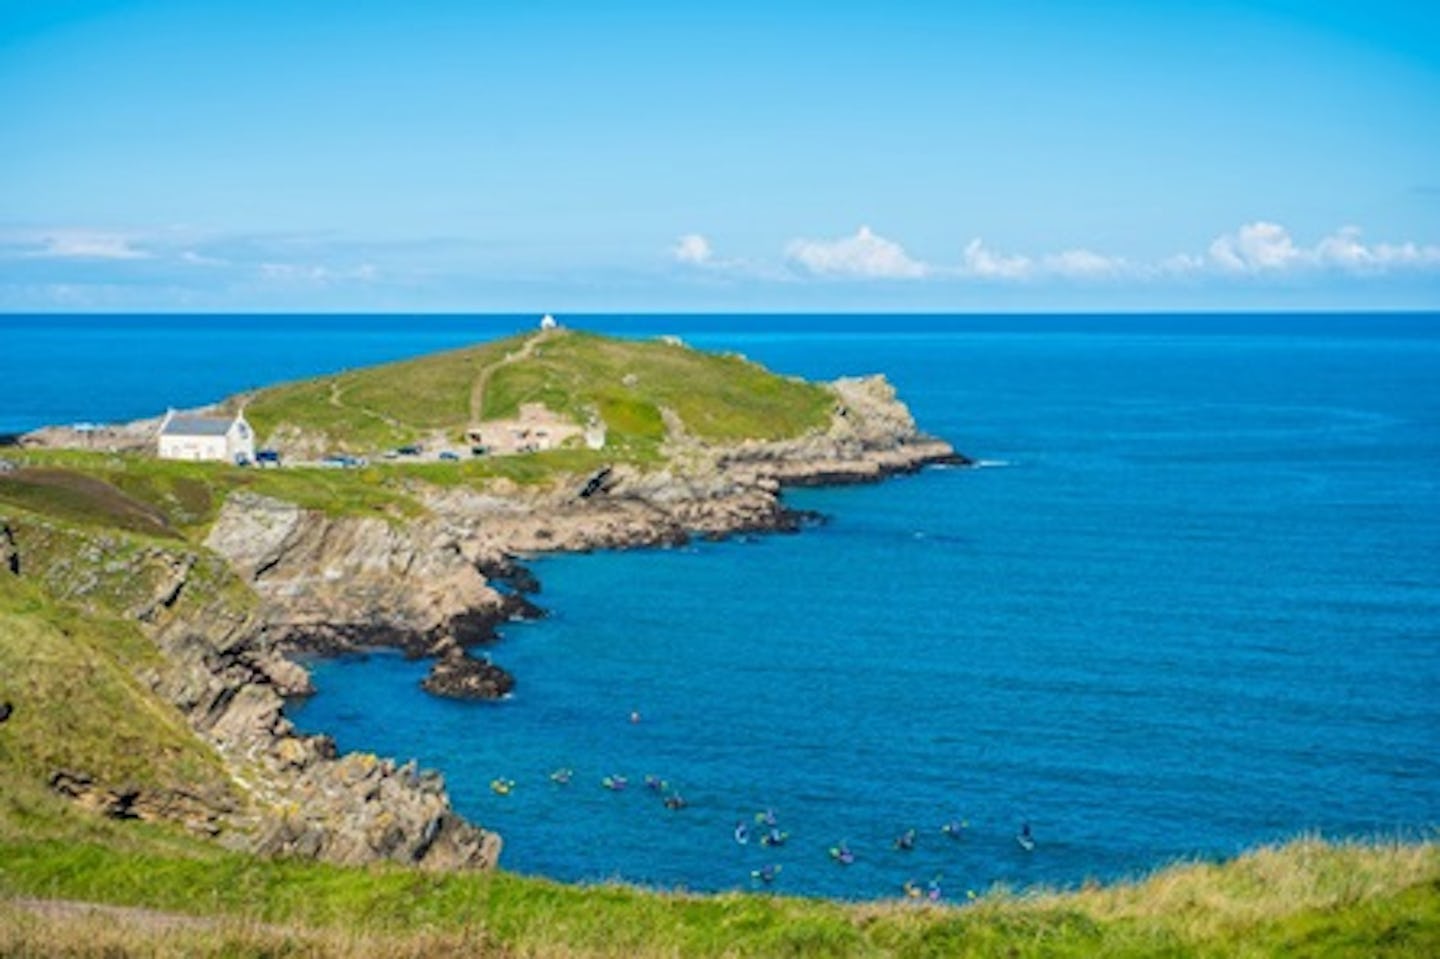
[2,0,1438,311]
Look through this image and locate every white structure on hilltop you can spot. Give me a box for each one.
[539,313,558,330]
[157,410,256,463]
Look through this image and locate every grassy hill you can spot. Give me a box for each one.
[236,328,836,456]
[0,580,243,841]
[1,822,1435,957]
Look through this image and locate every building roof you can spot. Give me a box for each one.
[160,414,237,437]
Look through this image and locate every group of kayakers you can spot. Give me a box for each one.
[496,767,1038,897]
[737,811,1035,894]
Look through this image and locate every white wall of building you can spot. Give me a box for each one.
[158,434,229,461]
[156,413,257,463]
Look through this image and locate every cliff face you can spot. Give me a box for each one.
[193,371,965,700]
[204,493,509,648]
[1,513,501,871]
[200,372,962,669]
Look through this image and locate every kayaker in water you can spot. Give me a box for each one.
[761,827,788,847]
[751,864,781,884]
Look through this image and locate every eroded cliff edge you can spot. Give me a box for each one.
[4,358,964,874]
[202,372,964,696]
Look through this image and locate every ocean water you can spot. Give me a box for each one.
[4,313,1438,901]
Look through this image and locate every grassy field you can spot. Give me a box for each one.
[0,828,1434,958]
[0,447,627,543]
[236,328,835,455]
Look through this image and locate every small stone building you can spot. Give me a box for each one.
[157,410,256,463]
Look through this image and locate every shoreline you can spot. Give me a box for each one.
[4,369,968,874]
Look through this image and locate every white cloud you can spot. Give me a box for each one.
[22,229,152,260]
[672,233,713,265]
[1042,248,1128,279]
[1158,253,1207,275]
[1204,221,1440,275]
[1313,225,1440,271]
[785,226,929,279]
[1207,221,1301,272]
[959,238,1032,280]
[258,262,378,284]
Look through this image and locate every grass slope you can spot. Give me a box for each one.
[239,328,834,454]
[0,580,242,828]
[0,831,1434,958]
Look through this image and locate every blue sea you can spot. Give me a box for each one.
[3,313,1438,901]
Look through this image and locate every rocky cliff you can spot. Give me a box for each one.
[199,372,964,699]
[1,513,501,871]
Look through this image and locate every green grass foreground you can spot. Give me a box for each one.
[0,830,1436,958]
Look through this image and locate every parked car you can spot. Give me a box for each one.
[255,449,282,467]
[396,445,422,457]
[438,450,461,462]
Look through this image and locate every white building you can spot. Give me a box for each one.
[539,313,558,330]
[157,410,256,463]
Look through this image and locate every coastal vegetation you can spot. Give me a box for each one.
[1,330,843,535]
[1,818,1435,957]
[236,328,834,457]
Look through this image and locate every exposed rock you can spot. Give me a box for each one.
[48,769,229,834]
[420,639,516,700]
[1,521,18,576]
[4,514,502,872]
[205,493,508,652]
[19,415,164,453]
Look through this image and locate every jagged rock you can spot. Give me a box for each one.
[205,494,509,654]
[421,640,516,700]
[48,768,229,833]
[6,513,505,872]
[1,522,18,575]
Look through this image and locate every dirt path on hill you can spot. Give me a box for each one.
[326,376,416,444]
[5,896,229,932]
[468,329,551,427]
